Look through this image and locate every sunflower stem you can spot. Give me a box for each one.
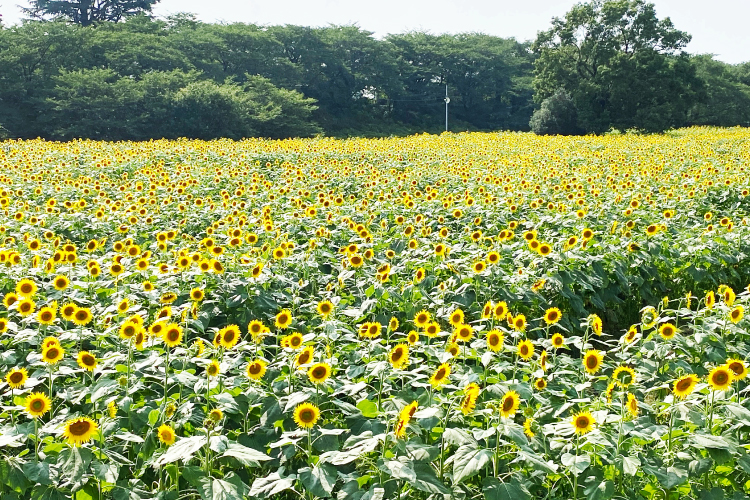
[34,417,39,462]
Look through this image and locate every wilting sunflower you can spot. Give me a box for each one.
[308,362,331,384]
[486,330,504,352]
[218,324,241,349]
[658,323,677,340]
[499,390,520,418]
[206,360,220,377]
[275,309,293,329]
[571,411,596,435]
[6,367,28,389]
[673,374,699,399]
[460,383,480,415]
[517,339,534,361]
[25,392,51,418]
[388,344,409,369]
[726,358,748,380]
[158,424,176,446]
[626,394,639,417]
[730,306,744,324]
[246,359,267,380]
[583,350,604,374]
[612,366,636,388]
[414,310,431,328]
[317,300,334,318]
[454,323,474,343]
[72,307,92,326]
[77,351,97,372]
[543,307,562,325]
[42,345,64,364]
[64,417,98,446]
[707,366,734,391]
[551,333,565,349]
[162,323,183,348]
[429,363,451,388]
[294,402,320,429]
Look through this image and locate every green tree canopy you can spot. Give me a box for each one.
[23,0,160,26]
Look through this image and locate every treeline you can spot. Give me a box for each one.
[0,15,534,140]
[0,3,749,140]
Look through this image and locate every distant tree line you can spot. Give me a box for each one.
[0,0,748,140]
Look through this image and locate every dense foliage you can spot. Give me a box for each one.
[0,128,749,499]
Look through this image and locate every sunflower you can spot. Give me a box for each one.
[723,287,736,306]
[454,324,474,343]
[499,390,520,418]
[16,279,37,298]
[708,366,734,391]
[423,321,439,338]
[670,376,697,401]
[486,330,504,352]
[429,363,451,388]
[134,330,147,350]
[612,366,636,388]
[317,300,334,318]
[25,392,51,418]
[551,333,565,349]
[448,308,464,327]
[0,318,7,333]
[308,362,331,384]
[53,275,70,291]
[6,367,28,389]
[493,301,508,320]
[414,310,431,328]
[730,306,744,324]
[116,298,130,315]
[571,411,596,435]
[218,324,241,349]
[534,378,547,391]
[588,314,603,335]
[460,383,480,415]
[388,317,399,331]
[513,314,527,332]
[626,394,639,417]
[413,267,426,283]
[295,346,314,367]
[294,402,320,429]
[206,360,220,377]
[517,339,534,360]
[162,323,183,348]
[16,298,36,317]
[158,424,176,446]
[543,307,562,325]
[407,330,420,345]
[583,350,604,374]
[42,336,60,349]
[3,292,18,308]
[658,323,677,340]
[446,342,460,357]
[727,358,747,380]
[275,309,293,329]
[37,306,56,325]
[208,409,223,422]
[281,332,304,349]
[42,345,64,364]
[523,418,535,437]
[63,417,98,446]
[624,325,638,344]
[388,344,409,369]
[77,351,97,371]
[705,291,716,309]
[246,359,267,380]
[72,307,92,326]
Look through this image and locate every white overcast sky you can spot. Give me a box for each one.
[2,0,748,64]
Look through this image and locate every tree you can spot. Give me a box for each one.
[23,0,160,26]
[529,88,582,135]
[533,0,702,133]
[688,55,750,127]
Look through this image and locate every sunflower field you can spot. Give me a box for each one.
[1,127,750,500]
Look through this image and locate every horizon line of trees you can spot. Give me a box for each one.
[0,0,749,140]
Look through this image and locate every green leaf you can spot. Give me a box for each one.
[621,456,640,476]
[198,475,248,500]
[92,462,119,483]
[220,443,272,466]
[691,434,737,451]
[154,436,207,466]
[659,466,688,489]
[357,399,379,418]
[299,463,338,497]
[483,477,530,500]
[58,447,93,482]
[148,409,160,426]
[249,472,297,498]
[561,452,591,476]
[452,445,494,483]
[23,460,52,486]
[514,450,559,474]
[583,479,614,500]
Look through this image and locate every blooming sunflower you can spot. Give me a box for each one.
[6,367,28,389]
[77,351,97,372]
[460,383,480,415]
[454,323,474,343]
[281,332,304,349]
[423,321,439,338]
[37,306,56,325]
[16,298,36,317]
[534,378,547,391]
[543,307,562,325]
[16,279,37,298]
[275,309,293,329]
[730,306,744,324]
[308,362,331,384]
[588,314,603,335]
[53,275,70,291]
[673,374,699,399]
[705,291,716,309]
[626,394,639,417]
[414,310,431,328]
[294,402,320,429]
[726,358,748,380]
[63,417,98,446]
[612,366,636,388]
[388,344,409,369]
[25,392,52,418]
[513,314,527,332]
[623,325,638,344]
[72,307,92,326]
[486,330,504,352]
[206,360,220,377]
[162,323,183,348]
[247,320,266,343]
[523,418,535,437]
[583,350,604,374]
[317,300,334,318]
[658,323,677,340]
[517,339,534,360]
[218,324,241,349]
[707,366,733,391]
[550,333,565,349]
[448,308,464,327]
[429,363,451,388]
[571,411,596,435]
[158,424,176,446]
[493,301,508,320]
[42,345,64,364]
[499,390,520,418]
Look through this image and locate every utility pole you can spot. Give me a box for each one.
[444,84,450,132]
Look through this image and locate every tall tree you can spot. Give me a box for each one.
[23,0,159,26]
[533,0,702,133]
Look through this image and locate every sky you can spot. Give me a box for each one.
[1,0,748,64]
